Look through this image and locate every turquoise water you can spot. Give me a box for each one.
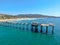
[0,18,60,45]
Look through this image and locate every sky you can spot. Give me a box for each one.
[0,0,60,16]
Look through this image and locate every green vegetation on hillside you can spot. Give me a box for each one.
[0,14,17,19]
[0,14,56,19]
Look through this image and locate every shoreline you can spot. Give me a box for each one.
[0,18,38,22]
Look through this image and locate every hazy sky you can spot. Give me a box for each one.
[0,0,60,16]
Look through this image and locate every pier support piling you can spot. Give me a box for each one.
[46,26,48,33]
[52,26,54,34]
[35,25,38,32]
[31,25,33,32]
[40,26,43,33]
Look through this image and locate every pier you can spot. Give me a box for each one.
[0,21,54,34]
[31,23,54,34]
[40,24,54,34]
[31,22,38,32]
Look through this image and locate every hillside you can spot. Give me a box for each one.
[0,14,56,19]
[0,14,17,19]
[15,14,56,18]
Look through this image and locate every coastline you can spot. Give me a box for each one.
[0,18,37,22]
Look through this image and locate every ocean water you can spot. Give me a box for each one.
[0,18,60,45]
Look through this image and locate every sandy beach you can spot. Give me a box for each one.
[0,18,37,22]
